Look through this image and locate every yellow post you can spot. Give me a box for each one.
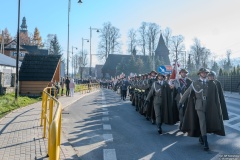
[43,93,48,138]
[48,98,54,156]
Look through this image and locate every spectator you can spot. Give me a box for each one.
[65,77,70,96]
[69,79,75,97]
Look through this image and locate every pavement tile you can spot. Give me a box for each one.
[0,89,99,159]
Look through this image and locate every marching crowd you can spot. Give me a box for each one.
[113,68,229,151]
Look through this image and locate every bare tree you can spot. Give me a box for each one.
[79,50,88,79]
[138,22,147,55]
[170,35,185,64]
[127,29,137,54]
[190,38,211,69]
[98,22,121,60]
[146,23,160,56]
[162,27,172,49]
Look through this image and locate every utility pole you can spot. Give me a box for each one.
[15,0,20,102]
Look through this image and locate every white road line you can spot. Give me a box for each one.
[103,111,109,115]
[103,124,112,130]
[102,117,109,121]
[103,149,117,160]
[224,111,240,131]
[103,134,113,142]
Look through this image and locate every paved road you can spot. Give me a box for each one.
[62,89,240,160]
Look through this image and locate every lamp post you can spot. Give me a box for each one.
[89,27,100,77]
[15,0,20,102]
[67,0,82,77]
[72,46,78,78]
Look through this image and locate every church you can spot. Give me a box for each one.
[101,34,170,78]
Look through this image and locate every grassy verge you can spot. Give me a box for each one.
[0,93,41,119]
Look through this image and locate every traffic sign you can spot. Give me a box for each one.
[158,65,172,74]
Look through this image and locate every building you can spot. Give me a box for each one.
[0,53,21,94]
[102,34,170,77]
[19,54,61,96]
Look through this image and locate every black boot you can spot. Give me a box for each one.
[199,136,204,145]
[202,135,209,151]
[157,123,162,134]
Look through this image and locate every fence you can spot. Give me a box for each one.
[40,83,100,160]
[41,87,62,160]
[188,75,240,92]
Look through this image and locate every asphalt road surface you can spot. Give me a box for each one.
[62,89,240,160]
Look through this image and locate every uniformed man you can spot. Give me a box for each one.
[145,71,157,123]
[207,71,229,120]
[121,76,130,101]
[179,68,226,151]
[175,68,192,129]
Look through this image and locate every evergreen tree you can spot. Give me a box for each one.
[211,61,219,74]
[135,57,144,74]
[49,35,62,55]
[219,68,223,76]
[127,55,137,73]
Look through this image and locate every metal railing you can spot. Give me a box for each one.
[41,87,62,160]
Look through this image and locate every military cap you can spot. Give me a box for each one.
[207,71,216,77]
[157,72,165,78]
[179,68,188,74]
[197,68,210,75]
[150,70,157,75]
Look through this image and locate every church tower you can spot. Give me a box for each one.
[155,34,170,65]
[20,17,28,34]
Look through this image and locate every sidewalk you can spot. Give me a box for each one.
[224,91,240,100]
[0,89,100,160]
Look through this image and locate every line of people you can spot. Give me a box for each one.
[117,68,229,151]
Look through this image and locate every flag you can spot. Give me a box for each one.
[169,60,180,86]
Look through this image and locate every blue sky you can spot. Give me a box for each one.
[1,0,240,69]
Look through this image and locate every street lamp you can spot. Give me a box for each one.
[72,46,78,78]
[15,0,21,102]
[67,0,82,77]
[89,26,100,77]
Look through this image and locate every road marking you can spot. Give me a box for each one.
[162,142,177,152]
[103,124,111,130]
[103,111,109,115]
[103,149,117,160]
[224,111,240,131]
[102,117,109,121]
[103,134,113,142]
[102,108,108,111]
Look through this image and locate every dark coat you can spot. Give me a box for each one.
[162,81,179,125]
[214,80,229,120]
[181,80,226,137]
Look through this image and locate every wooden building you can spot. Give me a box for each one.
[19,54,61,96]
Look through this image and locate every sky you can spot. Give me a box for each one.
[1,0,240,72]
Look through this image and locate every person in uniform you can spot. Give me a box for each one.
[121,76,130,100]
[145,73,178,134]
[145,71,157,123]
[175,69,192,129]
[179,68,226,151]
[207,71,229,120]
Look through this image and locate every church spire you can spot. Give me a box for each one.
[154,33,170,65]
[20,17,28,33]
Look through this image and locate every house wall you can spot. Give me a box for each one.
[52,61,60,83]
[20,81,49,96]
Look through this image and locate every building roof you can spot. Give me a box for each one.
[19,54,61,81]
[155,34,170,65]
[21,45,48,55]
[102,54,149,76]
[0,53,22,67]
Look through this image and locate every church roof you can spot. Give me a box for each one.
[155,34,170,65]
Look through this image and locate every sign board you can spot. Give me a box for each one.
[158,65,172,74]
